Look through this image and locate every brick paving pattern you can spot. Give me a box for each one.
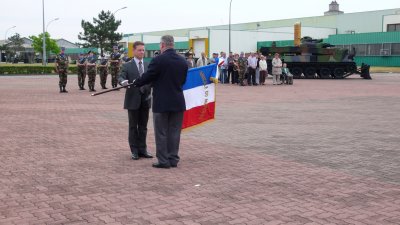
[0,74,399,225]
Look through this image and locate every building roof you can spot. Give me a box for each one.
[0,37,33,49]
[2,37,96,54]
[123,8,400,38]
[56,39,79,48]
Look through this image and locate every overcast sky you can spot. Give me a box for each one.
[1,0,399,43]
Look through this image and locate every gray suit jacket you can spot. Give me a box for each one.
[118,60,151,110]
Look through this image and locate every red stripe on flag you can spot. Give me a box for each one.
[182,102,215,129]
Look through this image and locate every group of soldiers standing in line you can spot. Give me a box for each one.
[55,45,130,93]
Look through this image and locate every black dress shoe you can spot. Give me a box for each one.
[139,152,153,158]
[152,163,170,169]
[170,164,177,168]
[131,153,139,160]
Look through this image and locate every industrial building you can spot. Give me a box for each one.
[121,1,400,66]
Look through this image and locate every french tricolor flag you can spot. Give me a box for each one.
[182,64,218,129]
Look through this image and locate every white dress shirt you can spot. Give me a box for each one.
[247,56,257,69]
[133,57,144,75]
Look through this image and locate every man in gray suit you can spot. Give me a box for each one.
[118,41,153,160]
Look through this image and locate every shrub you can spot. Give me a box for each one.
[0,66,78,75]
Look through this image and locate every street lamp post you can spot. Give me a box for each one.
[4,25,16,44]
[46,18,59,32]
[42,0,46,65]
[229,0,233,55]
[4,26,16,63]
[113,6,127,15]
[112,7,127,48]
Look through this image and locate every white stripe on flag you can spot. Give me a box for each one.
[183,83,216,110]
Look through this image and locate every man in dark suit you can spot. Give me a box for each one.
[118,41,153,160]
[129,35,188,169]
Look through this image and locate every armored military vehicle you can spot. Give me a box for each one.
[260,37,371,79]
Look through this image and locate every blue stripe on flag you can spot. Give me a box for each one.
[183,64,217,91]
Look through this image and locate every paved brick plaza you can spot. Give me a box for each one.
[0,74,399,225]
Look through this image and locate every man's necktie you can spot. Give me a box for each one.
[138,61,143,76]
[138,61,145,94]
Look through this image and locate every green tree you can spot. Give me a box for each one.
[5,33,24,62]
[74,42,83,48]
[78,10,122,55]
[29,32,60,59]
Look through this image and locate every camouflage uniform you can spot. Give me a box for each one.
[98,57,108,89]
[109,52,121,88]
[238,57,247,86]
[55,53,69,93]
[87,55,97,92]
[122,55,131,64]
[233,59,239,84]
[77,56,87,90]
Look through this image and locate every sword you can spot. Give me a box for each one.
[91,83,134,96]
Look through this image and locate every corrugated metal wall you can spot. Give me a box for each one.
[257,40,294,49]
[354,56,400,67]
[326,32,400,67]
[325,32,400,44]
[144,41,189,51]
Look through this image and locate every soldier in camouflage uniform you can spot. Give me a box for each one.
[86,51,97,92]
[121,52,131,64]
[76,53,87,90]
[98,54,108,89]
[238,52,247,86]
[109,45,121,88]
[55,47,69,93]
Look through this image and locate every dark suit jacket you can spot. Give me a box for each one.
[118,60,151,110]
[134,48,188,113]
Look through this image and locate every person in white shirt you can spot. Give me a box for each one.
[196,52,208,67]
[259,55,268,85]
[219,52,228,84]
[255,53,261,85]
[247,52,257,86]
[272,53,283,85]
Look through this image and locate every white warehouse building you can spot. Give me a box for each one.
[121,2,400,66]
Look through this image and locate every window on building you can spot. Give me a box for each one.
[145,50,159,58]
[145,51,152,58]
[383,43,391,55]
[353,44,367,56]
[331,43,400,56]
[392,43,400,55]
[368,44,382,56]
[387,24,400,32]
